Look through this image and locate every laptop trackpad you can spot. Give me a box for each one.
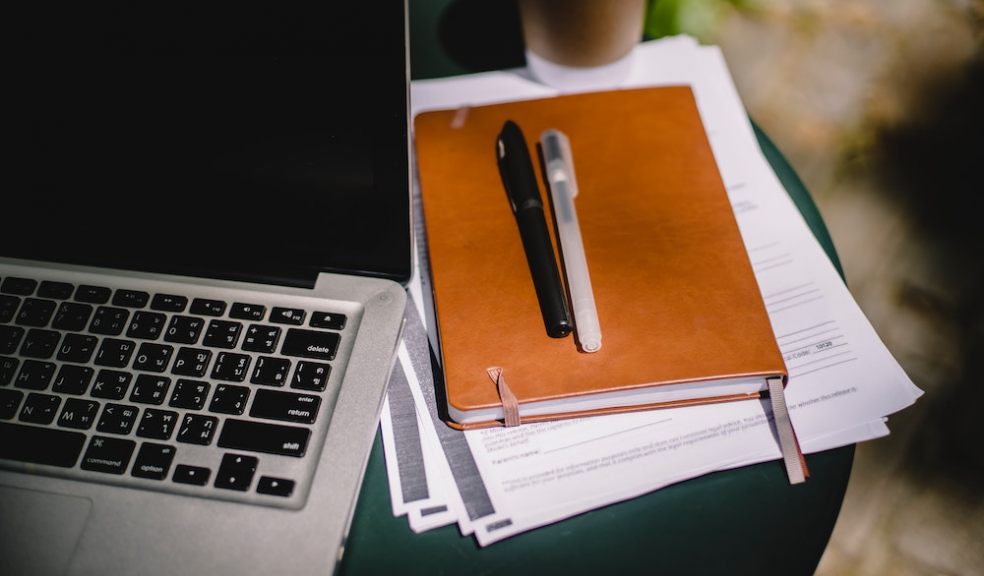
[0,485,92,576]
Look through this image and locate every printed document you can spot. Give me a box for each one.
[379,35,921,544]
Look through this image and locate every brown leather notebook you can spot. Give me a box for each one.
[415,86,787,430]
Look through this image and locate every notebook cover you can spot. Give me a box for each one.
[414,86,786,428]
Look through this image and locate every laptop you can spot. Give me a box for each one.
[1,4,410,575]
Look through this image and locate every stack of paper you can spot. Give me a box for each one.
[379,36,922,545]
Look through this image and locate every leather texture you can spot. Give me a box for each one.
[414,86,787,427]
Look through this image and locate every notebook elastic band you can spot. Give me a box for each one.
[487,367,521,427]
[450,106,470,129]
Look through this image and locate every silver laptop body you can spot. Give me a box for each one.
[1,3,411,575]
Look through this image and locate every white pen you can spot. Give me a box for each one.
[540,129,602,352]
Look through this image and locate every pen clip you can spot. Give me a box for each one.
[540,129,578,198]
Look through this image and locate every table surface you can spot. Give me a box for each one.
[339,4,854,574]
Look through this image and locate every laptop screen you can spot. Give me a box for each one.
[6,4,411,286]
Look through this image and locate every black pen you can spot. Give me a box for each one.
[496,119,572,338]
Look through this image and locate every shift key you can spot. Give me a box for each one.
[217,419,310,457]
[280,329,339,361]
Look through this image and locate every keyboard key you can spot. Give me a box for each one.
[172,464,211,486]
[57,333,98,363]
[0,325,25,354]
[0,388,24,419]
[169,379,210,410]
[14,360,56,390]
[172,347,211,377]
[19,392,61,424]
[52,364,94,395]
[202,320,242,349]
[310,312,347,330]
[57,398,100,430]
[151,294,188,312]
[217,419,310,457]
[292,361,331,392]
[95,338,136,368]
[211,352,250,382]
[0,295,20,323]
[130,375,171,405]
[15,298,56,327]
[281,329,339,361]
[209,384,250,415]
[270,307,305,325]
[133,343,174,372]
[1,277,37,296]
[38,281,74,300]
[257,476,295,497]
[0,356,19,386]
[137,408,179,440]
[230,303,265,321]
[113,289,149,308]
[52,302,94,331]
[164,315,204,344]
[126,311,166,340]
[80,435,136,474]
[90,306,130,336]
[22,333,60,361]
[0,421,85,467]
[241,324,281,353]
[176,414,218,445]
[250,356,291,387]
[215,453,258,491]
[96,403,140,435]
[190,298,226,316]
[250,389,320,424]
[131,443,177,480]
[19,328,61,359]
[74,285,111,304]
[91,370,132,400]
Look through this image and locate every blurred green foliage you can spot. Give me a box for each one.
[645,0,754,41]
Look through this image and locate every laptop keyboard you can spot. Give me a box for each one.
[0,271,356,509]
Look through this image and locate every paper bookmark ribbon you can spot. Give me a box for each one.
[767,377,809,484]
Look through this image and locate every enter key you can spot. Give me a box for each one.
[249,389,321,425]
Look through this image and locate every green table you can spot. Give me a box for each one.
[339,3,853,573]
